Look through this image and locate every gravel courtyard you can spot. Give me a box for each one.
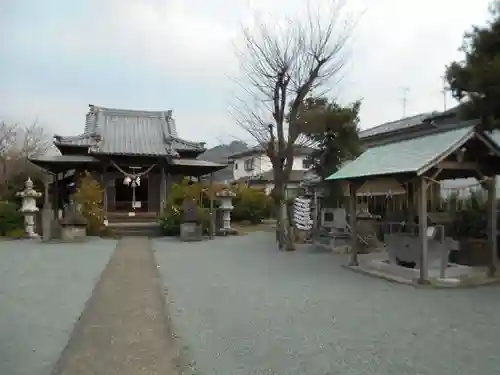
[153,233,500,375]
[0,238,116,375]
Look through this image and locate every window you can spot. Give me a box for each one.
[302,158,312,169]
[234,162,238,170]
[244,158,254,171]
[285,187,301,199]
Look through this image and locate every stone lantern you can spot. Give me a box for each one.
[16,177,42,238]
[216,188,236,235]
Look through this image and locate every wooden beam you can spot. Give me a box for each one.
[160,166,166,215]
[209,173,215,240]
[436,161,481,170]
[348,182,359,266]
[102,166,108,218]
[418,176,429,284]
[487,177,498,277]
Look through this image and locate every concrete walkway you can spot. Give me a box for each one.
[52,238,178,375]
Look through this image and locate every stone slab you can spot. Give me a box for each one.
[180,222,202,242]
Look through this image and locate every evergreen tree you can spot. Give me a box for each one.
[446,3,500,130]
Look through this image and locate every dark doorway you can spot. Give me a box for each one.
[114,177,149,211]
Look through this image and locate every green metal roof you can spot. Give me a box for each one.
[326,125,475,181]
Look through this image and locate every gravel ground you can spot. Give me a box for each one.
[153,233,500,375]
[0,238,117,375]
[52,238,178,375]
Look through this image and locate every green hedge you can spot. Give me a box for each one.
[231,186,273,224]
[158,180,273,235]
[0,201,24,236]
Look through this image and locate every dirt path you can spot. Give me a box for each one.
[52,237,179,375]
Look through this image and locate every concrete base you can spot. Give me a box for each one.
[215,228,238,236]
[42,208,53,241]
[345,252,500,288]
[180,222,203,242]
[60,226,87,242]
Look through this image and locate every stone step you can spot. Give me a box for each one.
[106,212,159,224]
[106,222,161,238]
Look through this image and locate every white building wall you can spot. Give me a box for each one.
[232,153,309,181]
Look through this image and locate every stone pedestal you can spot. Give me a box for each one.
[59,201,88,242]
[16,178,42,238]
[61,226,87,242]
[42,208,53,241]
[216,189,236,235]
[180,222,203,241]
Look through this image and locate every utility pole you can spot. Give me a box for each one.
[401,87,409,117]
[441,75,448,111]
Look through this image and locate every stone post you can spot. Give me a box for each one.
[16,177,42,238]
[42,173,53,241]
[216,188,236,235]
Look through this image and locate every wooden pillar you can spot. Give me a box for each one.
[349,181,359,266]
[487,177,498,277]
[418,176,428,283]
[209,173,215,239]
[102,166,108,218]
[42,172,52,241]
[160,166,166,215]
[406,181,415,224]
[44,174,50,208]
[53,172,59,219]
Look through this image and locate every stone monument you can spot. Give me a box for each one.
[180,198,203,241]
[60,201,88,242]
[216,188,237,235]
[16,178,42,238]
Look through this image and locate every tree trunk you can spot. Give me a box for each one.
[274,183,295,251]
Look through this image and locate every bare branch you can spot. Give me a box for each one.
[0,120,51,190]
[0,121,18,155]
[232,0,357,150]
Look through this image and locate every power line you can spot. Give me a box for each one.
[401,87,410,117]
[441,75,448,111]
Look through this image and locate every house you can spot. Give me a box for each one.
[29,105,226,218]
[200,141,249,184]
[228,145,313,197]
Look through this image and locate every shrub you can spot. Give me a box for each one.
[158,179,213,236]
[0,201,24,236]
[5,228,26,239]
[73,171,104,235]
[232,185,273,224]
[159,205,182,236]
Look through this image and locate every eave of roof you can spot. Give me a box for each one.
[168,158,227,175]
[29,155,99,163]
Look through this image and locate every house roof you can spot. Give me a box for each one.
[359,104,464,141]
[54,105,205,157]
[359,112,435,139]
[326,124,500,182]
[228,145,314,159]
[236,169,307,183]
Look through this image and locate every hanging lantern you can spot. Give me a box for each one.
[123,176,132,185]
[136,176,141,186]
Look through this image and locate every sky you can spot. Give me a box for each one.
[0,0,492,147]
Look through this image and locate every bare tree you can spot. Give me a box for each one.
[0,121,19,190]
[0,120,51,196]
[232,1,357,250]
